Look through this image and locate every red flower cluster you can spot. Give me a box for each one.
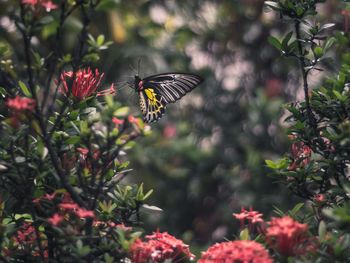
[14,222,37,245]
[198,240,273,263]
[288,141,312,170]
[11,222,48,259]
[58,68,115,100]
[266,216,315,257]
[43,194,95,227]
[22,0,58,12]
[58,201,95,219]
[233,207,264,226]
[129,231,195,263]
[6,96,36,112]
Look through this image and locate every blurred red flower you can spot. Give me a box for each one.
[58,68,115,100]
[163,124,177,138]
[22,0,58,11]
[75,208,95,219]
[6,96,36,112]
[48,213,64,226]
[198,240,273,263]
[288,141,312,170]
[14,222,37,245]
[129,231,195,263]
[266,216,316,257]
[233,207,264,226]
[112,117,125,128]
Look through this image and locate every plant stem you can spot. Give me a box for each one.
[294,20,316,129]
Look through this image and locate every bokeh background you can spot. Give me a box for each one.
[0,0,346,254]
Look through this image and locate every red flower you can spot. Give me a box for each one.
[22,0,58,11]
[48,213,64,226]
[288,141,312,170]
[128,115,138,124]
[57,68,115,100]
[33,192,57,204]
[75,208,95,218]
[59,202,79,210]
[265,216,314,257]
[129,231,195,263]
[233,207,264,230]
[112,117,125,128]
[314,194,327,205]
[6,96,36,112]
[163,124,177,138]
[115,223,132,231]
[198,240,273,263]
[14,222,37,245]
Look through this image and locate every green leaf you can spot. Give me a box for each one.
[114,106,130,117]
[324,37,336,51]
[65,136,81,145]
[239,228,249,240]
[318,220,327,242]
[313,46,324,58]
[289,203,304,216]
[97,35,105,46]
[18,81,31,97]
[282,31,293,50]
[268,36,281,50]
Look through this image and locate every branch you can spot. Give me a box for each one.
[294,19,316,129]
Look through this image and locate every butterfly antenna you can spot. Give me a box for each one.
[137,57,142,77]
[128,64,137,76]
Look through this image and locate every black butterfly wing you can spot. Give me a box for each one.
[139,87,166,123]
[142,73,203,104]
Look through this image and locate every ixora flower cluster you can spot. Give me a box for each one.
[124,209,317,262]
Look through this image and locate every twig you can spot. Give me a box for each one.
[294,19,316,129]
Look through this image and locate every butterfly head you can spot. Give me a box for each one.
[134,75,143,92]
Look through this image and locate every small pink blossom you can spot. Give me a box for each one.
[75,208,95,218]
[112,117,125,128]
[22,0,58,11]
[48,213,64,226]
[6,96,36,112]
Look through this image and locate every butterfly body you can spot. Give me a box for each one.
[134,73,203,123]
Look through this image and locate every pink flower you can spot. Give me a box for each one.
[76,147,89,157]
[163,124,177,138]
[288,141,312,170]
[48,213,64,226]
[198,240,273,263]
[6,96,36,112]
[22,0,58,11]
[112,117,125,128]
[115,223,132,231]
[265,216,316,257]
[33,192,57,204]
[59,202,79,210]
[128,115,138,124]
[314,194,327,205]
[233,207,264,229]
[129,231,195,263]
[15,223,37,245]
[57,68,115,100]
[75,208,95,218]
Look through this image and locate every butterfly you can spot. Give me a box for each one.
[134,73,203,123]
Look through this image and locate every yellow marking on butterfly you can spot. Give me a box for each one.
[144,88,158,106]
